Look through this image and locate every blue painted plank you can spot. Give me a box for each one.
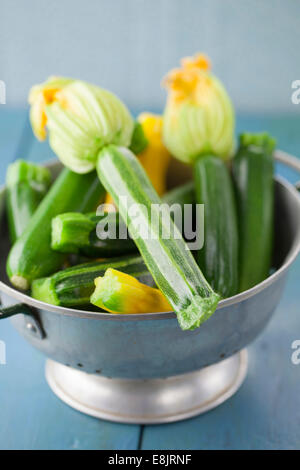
[142,257,300,450]
[0,320,140,450]
[0,108,29,182]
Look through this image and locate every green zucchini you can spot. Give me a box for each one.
[6,160,52,243]
[50,182,195,258]
[31,255,151,307]
[51,212,137,257]
[96,145,220,330]
[194,155,239,298]
[7,168,105,290]
[232,133,275,292]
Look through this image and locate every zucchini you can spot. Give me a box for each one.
[7,168,105,290]
[50,183,194,258]
[51,212,137,257]
[232,133,275,292]
[194,155,239,298]
[91,268,171,314]
[96,145,220,330]
[6,160,51,243]
[31,255,151,307]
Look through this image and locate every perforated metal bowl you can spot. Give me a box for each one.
[0,151,299,423]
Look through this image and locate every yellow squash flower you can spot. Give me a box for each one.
[90,268,172,314]
[29,76,134,173]
[162,53,235,163]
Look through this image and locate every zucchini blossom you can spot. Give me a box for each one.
[162,53,235,163]
[91,268,172,314]
[29,76,134,173]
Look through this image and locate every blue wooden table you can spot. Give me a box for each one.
[0,109,300,450]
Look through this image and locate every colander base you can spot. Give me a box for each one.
[45,350,248,424]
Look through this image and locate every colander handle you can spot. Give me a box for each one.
[0,303,45,339]
[275,150,300,190]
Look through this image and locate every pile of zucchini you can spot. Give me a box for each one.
[6,58,278,332]
[5,130,275,330]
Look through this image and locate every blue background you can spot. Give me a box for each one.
[1,0,300,113]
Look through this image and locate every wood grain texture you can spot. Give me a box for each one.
[0,110,300,449]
